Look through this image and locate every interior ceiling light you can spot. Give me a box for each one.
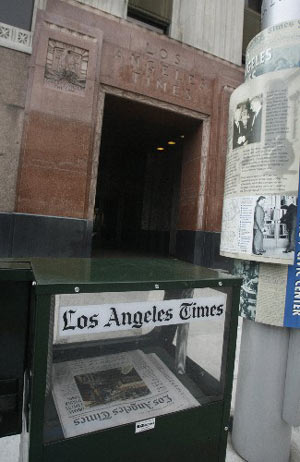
[180,135,185,138]
[168,141,176,145]
[156,147,164,151]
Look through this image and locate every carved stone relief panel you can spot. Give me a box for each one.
[44,39,89,94]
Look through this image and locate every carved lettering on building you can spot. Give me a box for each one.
[44,39,89,94]
[112,46,212,108]
[145,42,180,65]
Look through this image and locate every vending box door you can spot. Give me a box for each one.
[0,261,33,437]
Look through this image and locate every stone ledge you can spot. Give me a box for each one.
[0,22,32,54]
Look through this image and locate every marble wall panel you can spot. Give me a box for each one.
[16,10,103,219]
[0,48,29,212]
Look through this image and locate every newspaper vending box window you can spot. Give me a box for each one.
[17,258,241,462]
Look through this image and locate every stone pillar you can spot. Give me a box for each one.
[232,320,291,462]
[14,9,103,256]
[262,0,300,29]
[231,1,300,461]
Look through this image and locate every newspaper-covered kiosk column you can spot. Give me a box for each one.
[220,1,300,460]
[18,258,241,462]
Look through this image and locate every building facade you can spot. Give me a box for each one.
[0,0,247,268]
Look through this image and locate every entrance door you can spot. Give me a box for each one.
[92,94,200,258]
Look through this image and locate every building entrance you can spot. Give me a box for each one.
[92,94,200,258]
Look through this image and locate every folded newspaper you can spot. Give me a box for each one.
[52,349,199,438]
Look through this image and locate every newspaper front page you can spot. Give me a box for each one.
[52,349,199,438]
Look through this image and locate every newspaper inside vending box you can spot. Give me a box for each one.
[43,288,227,442]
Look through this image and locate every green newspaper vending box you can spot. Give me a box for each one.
[0,258,241,462]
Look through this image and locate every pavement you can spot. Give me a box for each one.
[1,318,300,461]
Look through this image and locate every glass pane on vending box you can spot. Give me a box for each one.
[43,287,229,443]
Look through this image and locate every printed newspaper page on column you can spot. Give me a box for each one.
[220,67,300,264]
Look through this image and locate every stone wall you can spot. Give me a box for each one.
[70,0,128,18]
[0,47,29,212]
[170,0,244,66]
[63,0,244,65]
[0,0,244,259]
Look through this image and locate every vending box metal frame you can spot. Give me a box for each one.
[0,258,241,462]
[0,260,33,438]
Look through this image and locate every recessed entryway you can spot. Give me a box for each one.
[92,94,201,258]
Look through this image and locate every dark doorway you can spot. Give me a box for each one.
[92,94,200,257]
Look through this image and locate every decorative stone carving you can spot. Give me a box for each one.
[0,22,32,54]
[17,31,29,45]
[0,24,10,40]
[44,39,89,94]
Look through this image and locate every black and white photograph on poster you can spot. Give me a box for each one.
[252,194,297,258]
[279,196,297,254]
[233,260,259,321]
[232,94,263,149]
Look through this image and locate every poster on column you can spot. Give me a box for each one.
[220,65,300,265]
[284,173,300,328]
[261,0,300,30]
[253,177,300,328]
[245,20,300,81]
